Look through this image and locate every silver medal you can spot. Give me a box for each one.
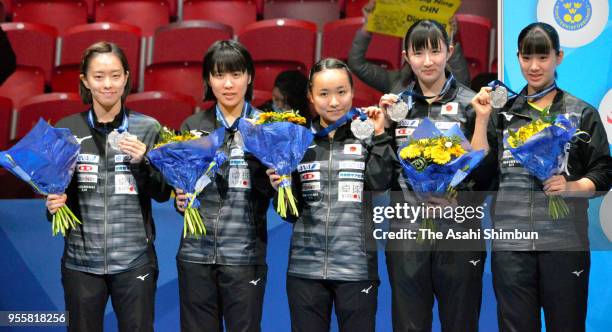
[108,130,135,150]
[387,101,409,122]
[350,118,375,140]
[490,86,508,108]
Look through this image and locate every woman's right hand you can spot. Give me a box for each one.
[471,87,494,119]
[46,194,67,214]
[379,93,399,110]
[175,188,187,212]
[266,168,281,191]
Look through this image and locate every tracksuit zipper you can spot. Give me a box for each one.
[213,197,223,264]
[324,138,333,279]
[103,134,109,274]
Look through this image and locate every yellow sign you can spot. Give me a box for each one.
[366,0,462,38]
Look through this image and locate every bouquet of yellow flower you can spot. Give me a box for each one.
[398,118,485,243]
[504,110,578,219]
[238,111,313,218]
[255,110,307,126]
[147,127,226,238]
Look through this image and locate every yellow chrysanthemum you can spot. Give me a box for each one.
[449,144,465,158]
[430,145,452,165]
[400,144,422,159]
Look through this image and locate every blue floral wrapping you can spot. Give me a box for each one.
[0,118,80,195]
[146,127,227,208]
[398,118,485,195]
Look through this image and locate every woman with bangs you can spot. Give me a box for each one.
[379,20,496,332]
[471,23,612,331]
[174,40,274,332]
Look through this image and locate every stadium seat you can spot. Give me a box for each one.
[126,91,196,130]
[251,89,272,108]
[455,14,492,79]
[15,93,84,139]
[152,20,232,64]
[322,17,402,70]
[262,0,341,30]
[144,62,205,106]
[238,19,316,91]
[0,66,45,108]
[343,0,367,18]
[0,96,12,150]
[94,0,170,37]
[0,22,57,83]
[52,22,142,93]
[11,0,88,35]
[183,0,257,34]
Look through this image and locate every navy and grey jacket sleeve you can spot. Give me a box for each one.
[347,29,399,93]
[575,106,612,192]
[365,132,397,191]
[132,126,172,203]
[447,43,471,87]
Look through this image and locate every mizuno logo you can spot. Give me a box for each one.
[469,259,481,266]
[361,285,373,294]
[572,270,584,277]
[136,273,150,281]
[249,278,261,286]
[74,135,92,144]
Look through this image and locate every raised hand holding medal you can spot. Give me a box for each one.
[350,109,375,140]
[117,134,147,164]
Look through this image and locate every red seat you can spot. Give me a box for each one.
[322,17,402,70]
[11,0,88,35]
[1,0,11,19]
[0,96,12,150]
[262,0,340,31]
[455,14,491,79]
[94,0,170,37]
[15,93,84,138]
[352,76,381,107]
[251,89,272,108]
[152,21,233,64]
[125,91,196,130]
[0,66,45,108]
[144,62,205,105]
[343,0,367,17]
[1,22,57,83]
[52,22,142,93]
[183,0,257,35]
[238,19,316,91]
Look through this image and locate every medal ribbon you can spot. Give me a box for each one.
[215,102,251,132]
[87,108,129,134]
[488,80,557,102]
[312,108,367,138]
[397,73,455,101]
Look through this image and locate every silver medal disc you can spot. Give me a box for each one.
[350,118,375,140]
[490,86,508,108]
[388,101,409,122]
[108,130,135,150]
[108,130,122,150]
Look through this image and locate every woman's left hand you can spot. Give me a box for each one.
[543,175,568,195]
[362,106,386,136]
[118,136,147,164]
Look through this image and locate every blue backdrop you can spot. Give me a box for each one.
[0,198,611,331]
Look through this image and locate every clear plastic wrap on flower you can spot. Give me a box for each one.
[504,114,576,181]
[147,127,227,237]
[397,118,485,243]
[0,119,81,236]
[237,118,314,218]
[504,114,578,219]
[398,118,485,195]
